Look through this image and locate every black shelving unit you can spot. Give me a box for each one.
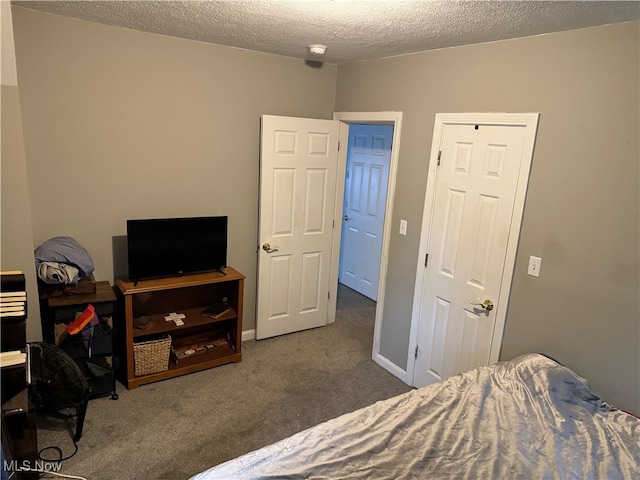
[39,281,119,400]
[1,271,38,479]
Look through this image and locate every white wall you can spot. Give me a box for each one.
[1,0,41,341]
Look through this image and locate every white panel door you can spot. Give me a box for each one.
[414,118,535,387]
[339,124,393,300]
[257,115,340,340]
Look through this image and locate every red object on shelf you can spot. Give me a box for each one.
[65,304,95,335]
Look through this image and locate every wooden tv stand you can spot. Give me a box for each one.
[115,268,244,389]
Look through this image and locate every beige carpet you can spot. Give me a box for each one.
[36,284,412,479]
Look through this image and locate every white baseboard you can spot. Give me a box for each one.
[373,351,409,384]
[242,329,255,342]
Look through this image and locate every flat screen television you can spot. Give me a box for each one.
[127,216,227,281]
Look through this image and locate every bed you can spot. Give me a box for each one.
[191,353,640,479]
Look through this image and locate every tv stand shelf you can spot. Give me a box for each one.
[115,268,244,389]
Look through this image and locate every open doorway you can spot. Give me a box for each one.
[338,123,394,301]
[330,112,403,374]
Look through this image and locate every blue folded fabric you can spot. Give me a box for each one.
[35,236,95,284]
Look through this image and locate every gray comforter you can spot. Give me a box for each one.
[191,353,640,479]
[34,236,95,284]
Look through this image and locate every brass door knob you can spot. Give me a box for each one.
[262,242,279,253]
[470,299,494,311]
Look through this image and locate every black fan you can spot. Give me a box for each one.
[28,342,90,442]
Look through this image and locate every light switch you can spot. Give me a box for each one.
[399,220,407,236]
[527,256,542,277]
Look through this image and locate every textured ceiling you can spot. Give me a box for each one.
[13,1,640,64]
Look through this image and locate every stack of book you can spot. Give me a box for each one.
[200,303,231,320]
[1,271,26,319]
[0,350,26,368]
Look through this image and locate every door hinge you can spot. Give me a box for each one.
[437,151,441,166]
[328,291,331,299]
[414,345,419,359]
[338,141,341,151]
[424,253,429,267]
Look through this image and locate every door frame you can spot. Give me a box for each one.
[329,111,404,376]
[407,112,540,384]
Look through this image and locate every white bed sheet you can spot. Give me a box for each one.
[191,354,640,480]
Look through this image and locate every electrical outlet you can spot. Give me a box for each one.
[399,220,408,236]
[527,256,542,277]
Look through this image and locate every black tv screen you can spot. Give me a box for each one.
[127,216,227,281]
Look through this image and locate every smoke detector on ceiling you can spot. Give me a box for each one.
[308,44,327,56]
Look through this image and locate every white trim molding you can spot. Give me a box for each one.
[332,111,404,381]
[242,329,255,342]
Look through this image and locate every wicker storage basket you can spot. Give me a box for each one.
[133,335,171,376]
